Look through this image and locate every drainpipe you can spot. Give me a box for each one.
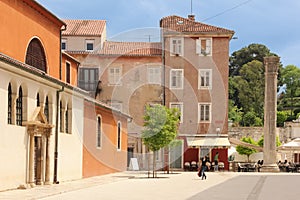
[53,86,64,184]
[54,24,66,184]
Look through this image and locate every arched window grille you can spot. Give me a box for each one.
[44,96,49,122]
[60,101,63,132]
[16,87,23,126]
[65,104,69,133]
[36,93,40,107]
[8,83,12,124]
[117,121,121,150]
[25,38,47,73]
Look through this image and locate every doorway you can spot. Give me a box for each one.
[34,136,43,185]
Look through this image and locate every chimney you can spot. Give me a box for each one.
[188,14,195,21]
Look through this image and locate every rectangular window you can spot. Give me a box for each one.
[108,67,122,85]
[170,38,184,56]
[117,122,121,150]
[147,66,161,84]
[196,38,212,56]
[97,116,102,148]
[62,39,67,50]
[170,69,183,89]
[199,69,212,89]
[170,103,183,123]
[66,62,71,84]
[78,68,99,91]
[198,103,211,122]
[86,39,94,51]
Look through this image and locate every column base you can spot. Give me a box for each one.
[260,164,280,173]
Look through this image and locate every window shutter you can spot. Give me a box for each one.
[206,39,212,55]
[196,39,201,54]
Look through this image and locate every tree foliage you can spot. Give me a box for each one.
[142,104,180,177]
[229,43,273,76]
[257,135,282,147]
[279,65,300,116]
[229,43,283,126]
[236,137,257,162]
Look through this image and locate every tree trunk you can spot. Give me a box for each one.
[153,151,156,178]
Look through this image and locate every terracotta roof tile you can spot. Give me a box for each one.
[160,15,234,35]
[63,19,106,36]
[99,41,162,56]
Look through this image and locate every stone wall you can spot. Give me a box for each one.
[228,126,291,144]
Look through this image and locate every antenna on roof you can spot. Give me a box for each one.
[145,35,153,42]
[190,0,193,15]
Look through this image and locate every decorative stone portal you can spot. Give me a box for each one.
[24,107,54,187]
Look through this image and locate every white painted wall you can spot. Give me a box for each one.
[0,61,85,190]
[58,95,84,182]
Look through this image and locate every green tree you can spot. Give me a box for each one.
[142,104,180,177]
[280,65,300,116]
[277,111,288,127]
[228,100,243,126]
[257,135,281,147]
[236,137,257,162]
[233,61,265,119]
[242,109,263,127]
[229,43,273,76]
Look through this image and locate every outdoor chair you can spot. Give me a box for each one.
[191,161,198,171]
[238,163,247,172]
[184,162,191,171]
[219,162,225,171]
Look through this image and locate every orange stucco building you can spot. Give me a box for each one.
[0,0,62,78]
[83,99,129,177]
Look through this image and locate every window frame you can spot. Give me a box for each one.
[198,103,211,123]
[66,61,71,84]
[16,87,23,126]
[96,116,102,148]
[170,69,184,89]
[78,67,99,91]
[65,104,69,134]
[196,38,212,56]
[108,66,122,86]
[7,83,12,124]
[85,39,95,51]
[198,69,212,89]
[44,96,49,123]
[60,101,64,132]
[147,66,161,84]
[117,121,121,151]
[62,38,67,50]
[170,37,184,56]
[170,102,183,123]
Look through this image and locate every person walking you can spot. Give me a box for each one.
[199,156,208,180]
[214,152,219,172]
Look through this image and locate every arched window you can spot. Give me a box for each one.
[65,104,69,133]
[97,116,102,148]
[44,96,49,122]
[60,101,63,132]
[117,121,121,150]
[25,38,47,73]
[36,93,40,107]
[16,87,23,126]
[8,83,12,124]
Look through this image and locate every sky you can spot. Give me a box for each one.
[36,0,300,67]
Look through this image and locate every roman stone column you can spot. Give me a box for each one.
[261,56,280,172]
